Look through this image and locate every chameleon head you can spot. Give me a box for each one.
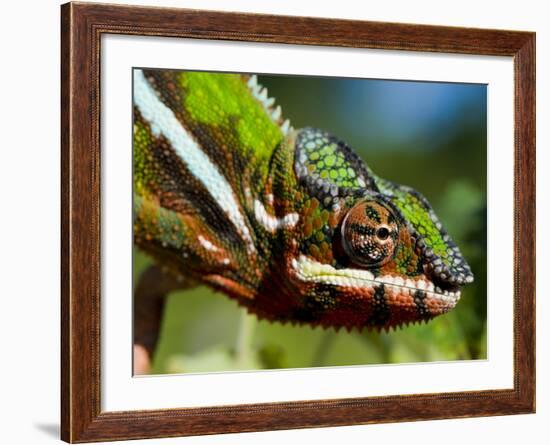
[291,128,474,330]
[291,194,473,329]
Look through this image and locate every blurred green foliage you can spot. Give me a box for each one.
[134,74,487,374]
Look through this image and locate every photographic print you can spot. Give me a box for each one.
[62,4,535,440]
[132,69,487,376]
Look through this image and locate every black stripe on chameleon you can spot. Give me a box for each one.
[292,284,336,323]
[365,205,381,223]
[413,289,430,318]
[369,284,390,327]
[348,223,375,236]
[142,69,183,118]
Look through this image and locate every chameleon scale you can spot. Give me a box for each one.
[133,68,473,331]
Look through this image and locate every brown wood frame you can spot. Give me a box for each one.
[61,1,536,442]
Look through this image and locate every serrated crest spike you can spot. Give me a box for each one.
[281,119,290,135]
[272,105,282,120]
[247,74,258,88]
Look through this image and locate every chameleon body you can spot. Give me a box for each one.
[133,69,474,331]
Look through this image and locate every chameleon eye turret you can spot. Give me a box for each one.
[341,200,400,268]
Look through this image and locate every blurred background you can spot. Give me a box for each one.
[134,73,487,375]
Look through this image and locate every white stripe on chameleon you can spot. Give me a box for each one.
[133,69,256,254]
[198,235,220,252]
[291,255,460,304]
[254,200,299,233]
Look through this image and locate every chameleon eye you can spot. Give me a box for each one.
[341,200,399,268]
[375,226,390,240]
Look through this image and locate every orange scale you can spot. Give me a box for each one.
[397,292,410,304]
[424,297,448,315]
[360,287,376,298]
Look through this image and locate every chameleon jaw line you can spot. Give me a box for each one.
[291,255,461,305]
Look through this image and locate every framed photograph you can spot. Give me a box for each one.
[61,2,535,442]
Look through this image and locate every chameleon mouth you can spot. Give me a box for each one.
[291,255,461,306]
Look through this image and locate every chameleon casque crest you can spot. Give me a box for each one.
[133,69,474,337]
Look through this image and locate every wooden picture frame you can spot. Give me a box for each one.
[61,2,535,442]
